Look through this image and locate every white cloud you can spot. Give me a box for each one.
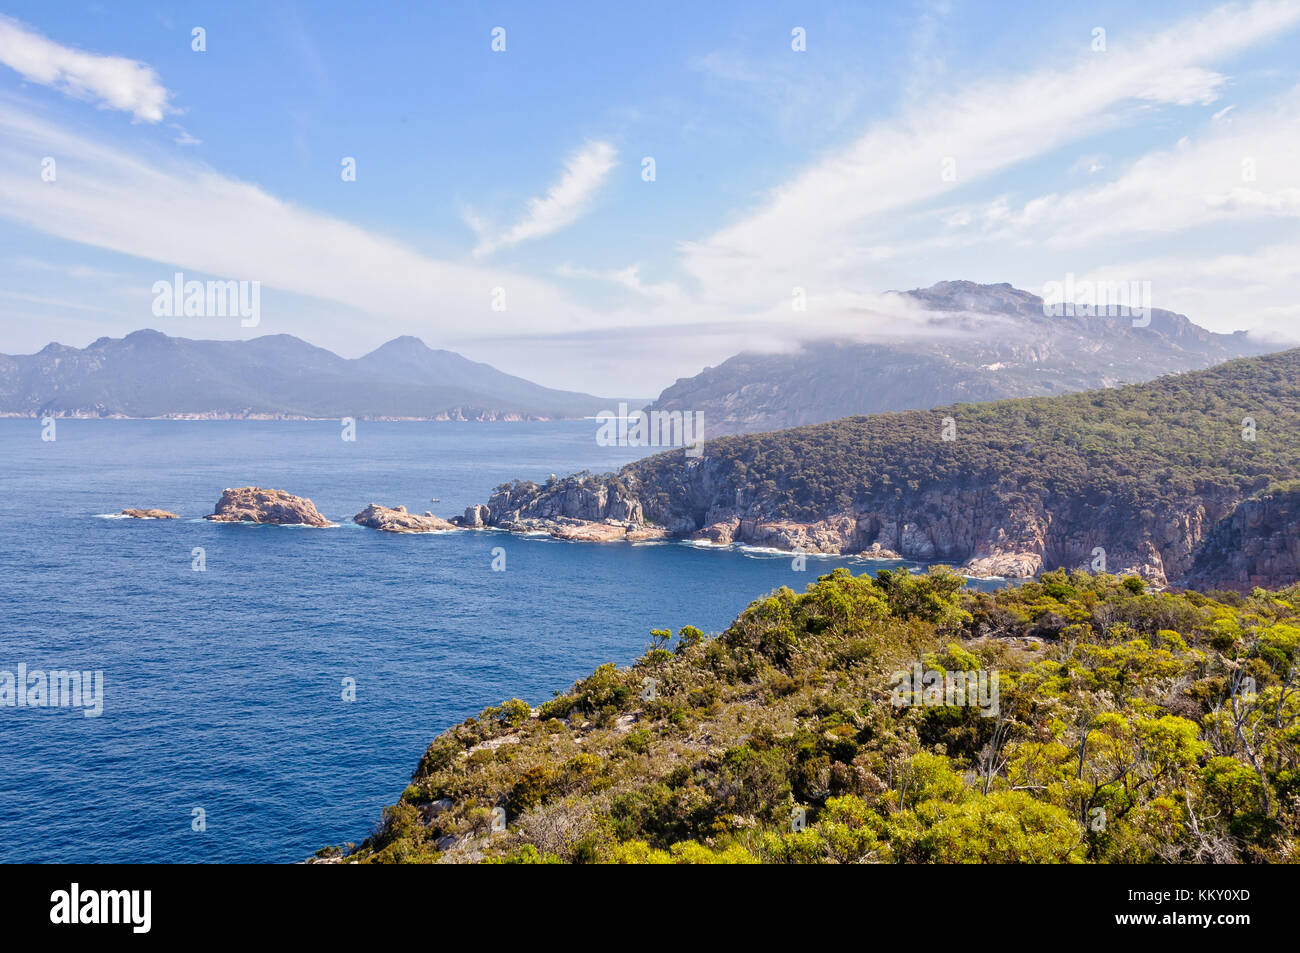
[1076,242,1300,342]
[170,124,201,146]
[959,85,1300,245]
[0,101,605,344]
[1069,154,1108,175]
[679,0,1300,313]
[3,3,1300,395]
[556,262,683,303]
[0,15,171,121]
[470,140,617,258]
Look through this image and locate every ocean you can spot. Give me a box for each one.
[0,419,1006,862]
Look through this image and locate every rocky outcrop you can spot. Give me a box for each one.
[353,503,457,533]
[1180,487,1300,592]
[458,475,667,543]
[486,476,644,525]
[461,469,1256,584]
[205,487,332,526]
[120,508,178,519]
[461,504,491,528]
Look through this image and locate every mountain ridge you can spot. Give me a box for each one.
[0,329,620,420]
[646,280,1277,436]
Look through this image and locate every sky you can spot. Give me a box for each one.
[0,0,1298,396]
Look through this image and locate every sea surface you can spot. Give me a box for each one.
[0,419,1007,862]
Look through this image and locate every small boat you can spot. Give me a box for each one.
[430,497,440,503]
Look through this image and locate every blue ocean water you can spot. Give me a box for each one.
[0,419,1006,862]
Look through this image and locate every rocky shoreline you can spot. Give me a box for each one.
[114,476,1300,593]
[458,475,1069,580]
[448,472,1300,592]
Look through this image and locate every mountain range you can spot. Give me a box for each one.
[646,280,1276,435]
[4,281,1281,424]
[0,330,613,420]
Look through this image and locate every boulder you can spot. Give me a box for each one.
[353,503,457,533]
[206,487,332,526]
[120,508,179,519]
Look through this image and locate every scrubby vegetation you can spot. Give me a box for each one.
[341,568,1300,863]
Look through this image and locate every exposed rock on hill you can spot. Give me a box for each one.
[205,487,332,526]
[1183,485,1300,592]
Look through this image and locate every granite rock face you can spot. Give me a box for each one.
[457,477,667,543]
[205,487,332,526]
[461,504,491,528]
[460,468,1262,585]
[353,503,457,533]
[120,508,179,519]
[486,477,644,525]
[1181,488,1300,592]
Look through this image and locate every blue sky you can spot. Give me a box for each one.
[1,0,1298,395]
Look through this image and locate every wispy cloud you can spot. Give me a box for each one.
[0,15,171,121]
[944,85,1300,246]
[469,140,617,258]
[680,0,1300,312]
[4,2,1300,395]
[556,262,683,303]
[0,101,601,343]
[1077,241,1300,343]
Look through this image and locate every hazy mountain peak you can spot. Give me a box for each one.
[648,280,1278,436]
[367,335,432,353]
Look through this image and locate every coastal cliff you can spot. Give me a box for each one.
[460,349,1300,590]
[1183,484,1300,592]
[470,470,1238,584]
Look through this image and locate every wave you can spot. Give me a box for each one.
[203,519,339,529]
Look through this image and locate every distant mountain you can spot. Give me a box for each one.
[647,281,1276,436]
[0,330,615,420]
